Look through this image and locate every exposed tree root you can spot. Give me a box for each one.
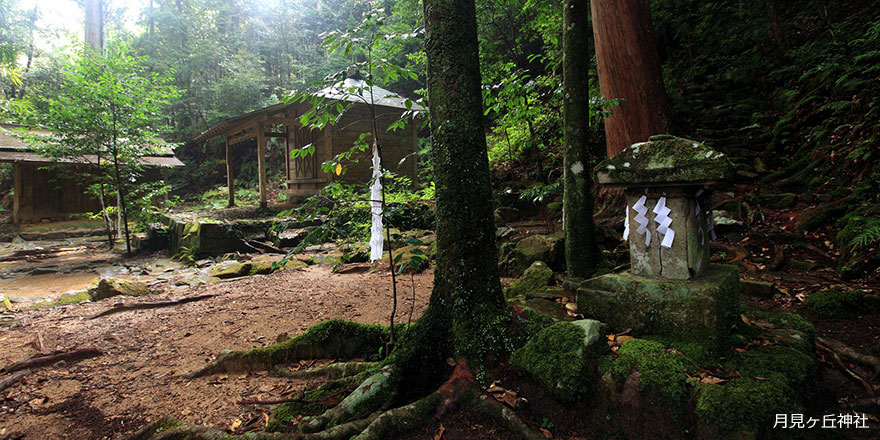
[274,361,379,381]
[89,294,216,319]
[186,320,390,378]
[1,347,103,373]
[351,362,545,440]
[133,361,545,440]
[817,337,880,373]
[301,367,396,433]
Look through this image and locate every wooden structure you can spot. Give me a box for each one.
[0,123,184,224]
[192,77,423,207]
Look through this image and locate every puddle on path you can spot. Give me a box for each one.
[0,272,98,300]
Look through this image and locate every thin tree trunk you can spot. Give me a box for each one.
[365,41,400,349]
[111,108,132,256]
[563,0,600,278]
[423,0,506,364]
[590,0,671,157]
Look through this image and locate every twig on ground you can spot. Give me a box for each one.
[88,294,216,320]
[0,370,28,393]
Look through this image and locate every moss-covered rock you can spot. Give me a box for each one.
[91,278,154,301]
[511,320,605,400]
[339,242,370,263]
[726,345,816,390]
[803,289,879,319]
[504,261,553,300]
[695,374,801,438]
[601,339,693,407]
[576,264,742,352]
[510,232,564,274]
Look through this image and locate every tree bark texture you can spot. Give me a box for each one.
[422,0,507,363]
[563,0,600,278]
[84,0,104,53]
[590,0,670,157]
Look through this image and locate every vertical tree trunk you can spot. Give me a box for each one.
[563,0,600,278]
[422,0,507,364]
[590,0,670,157]
[84,0,104,53]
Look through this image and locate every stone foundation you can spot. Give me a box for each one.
[575,264,742,351]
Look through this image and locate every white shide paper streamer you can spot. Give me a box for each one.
[632,195,651,246]
[653,196,675,248]
[623,206,630,241]
[369,146,384,261]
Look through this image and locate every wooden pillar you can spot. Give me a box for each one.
[12,162,21,225]
[257,122,268,209]
[162,168,170,202]
[225,137,235,207]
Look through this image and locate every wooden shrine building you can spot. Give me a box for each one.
[191,77,424,208]
[0,123,185,224]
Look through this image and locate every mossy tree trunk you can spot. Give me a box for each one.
[563,0,601,278]
[419,0,508,367]
[590,0,671,157]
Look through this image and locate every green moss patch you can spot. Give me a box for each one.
[725,345,816,390]
[20,291,92,311]
[602,339,692,405]
[696,374,800,435]
[504,261,553,300]
[195,319,389,375]
[803,289,879,319]
[511,320,605,400]
[266,389,340,432]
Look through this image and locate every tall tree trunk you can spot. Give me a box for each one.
[563,0,600,278]
[84,0,104,53]
[590,0,670,157]
[422,0,507,366]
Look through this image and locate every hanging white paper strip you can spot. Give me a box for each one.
[653,196,675,248]
[623,206,630,241]
[632,195,651,246]
[369,146,384,261]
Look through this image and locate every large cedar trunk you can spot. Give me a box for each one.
[84,0,104,53]
[590,0,670,157]
[563,0,600,277]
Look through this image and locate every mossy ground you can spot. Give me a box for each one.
[591,310,818,438]
[803,289,880,319]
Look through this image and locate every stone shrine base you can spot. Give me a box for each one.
[574,264,742,352]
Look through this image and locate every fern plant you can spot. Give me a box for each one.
[849,221,880,253]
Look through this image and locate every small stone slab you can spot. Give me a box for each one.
[575,264,742,351]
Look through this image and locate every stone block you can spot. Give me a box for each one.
[575,264,742,351]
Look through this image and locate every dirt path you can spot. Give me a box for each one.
[0,265,433,440]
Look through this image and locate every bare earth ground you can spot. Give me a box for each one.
[0,265,433,440]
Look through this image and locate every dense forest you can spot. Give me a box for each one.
[1,0,879,438]
[2,0,877,277]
